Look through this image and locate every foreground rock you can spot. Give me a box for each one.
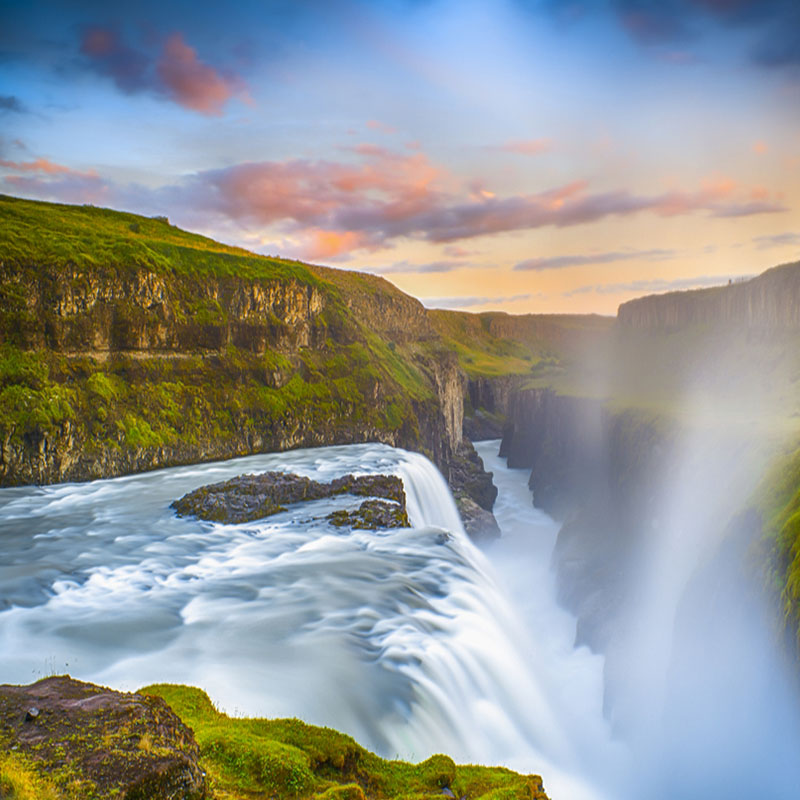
[172,471,407,525]
[455,496,502,542]
[328,499,410,529]
[0,676,206,799]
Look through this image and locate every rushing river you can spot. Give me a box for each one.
[0,440,626,799]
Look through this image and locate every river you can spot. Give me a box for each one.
[0,440,629,799]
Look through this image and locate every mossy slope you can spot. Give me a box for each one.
[0,195,456,486]
[141,684,549,800]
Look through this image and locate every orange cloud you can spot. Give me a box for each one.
[302,230,375,260]
[0,158,96,177]
[752,140,768,154]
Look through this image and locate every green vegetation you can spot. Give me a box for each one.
[141,684,549,800]
[0,194,318,284]
[0,752,61,800]
[427,309,595,379]
[757,444,800,657]
[0,196,447,484]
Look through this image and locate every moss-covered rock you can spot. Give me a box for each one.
[0,676,206,800]
[172,472,407,525]
[327,500,410,530]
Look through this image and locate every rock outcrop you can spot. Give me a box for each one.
[0,676,206,799]
[172,471,407,526]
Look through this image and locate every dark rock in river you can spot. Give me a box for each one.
[0,675,206,799]
[449,441,498,512]
[172,471,407,525]
[327,499,410,530]
[455,496,501,542]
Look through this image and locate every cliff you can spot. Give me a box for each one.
[618,260,800,330]
[0,196,471,495]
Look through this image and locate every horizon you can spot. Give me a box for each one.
[2,0,799,314]
[7,190,794,319]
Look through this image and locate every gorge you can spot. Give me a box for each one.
[3,196,800,799]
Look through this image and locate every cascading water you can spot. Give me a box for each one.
[0,442,621,800]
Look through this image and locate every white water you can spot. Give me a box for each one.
[0,441,620,797]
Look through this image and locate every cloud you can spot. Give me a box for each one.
[563,273,751,296]
[420,293,532,309]
[0,157,96,177]
[497,138,553,155]
[366,119,397,134]
[753,232,800,249]
[363,259,472,275]
[299,229,381,261]
[0,96,27,114]
[2,172,108,204]
[80,27,151,93]
[607,0,800,71]
[80,27,247,115]
[157,33,240,115]
[4,145,787,259]
[514,247,676,271]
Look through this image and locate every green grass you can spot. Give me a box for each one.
[756,444,800,657]
[0,752,62,800]
[140,684,549,800]
[0,194,318,285]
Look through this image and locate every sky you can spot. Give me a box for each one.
[1,0,799,315]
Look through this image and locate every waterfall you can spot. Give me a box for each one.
[0,442,620,799]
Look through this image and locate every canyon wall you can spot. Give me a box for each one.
[618,260,800,330]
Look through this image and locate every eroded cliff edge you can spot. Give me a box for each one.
[0,195,497,534]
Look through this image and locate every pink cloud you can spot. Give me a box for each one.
[80,27,247,115]
[156,34,238,116]
[366,119,397,134]
[498,138,553,155]
[3,146,786,260]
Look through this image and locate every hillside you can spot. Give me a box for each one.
[0,195,465,487]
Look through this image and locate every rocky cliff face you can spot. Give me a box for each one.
[500,391,673,652]
[2,261,327,355]
[0,200,499,530]
[618,260,800,330]
[0,259,466,488]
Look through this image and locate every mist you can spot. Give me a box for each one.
[559,319,800,798]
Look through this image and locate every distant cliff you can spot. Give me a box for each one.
[618,261,800,330]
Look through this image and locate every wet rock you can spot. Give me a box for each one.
[0,675,206,799]
[327,499,410,530]
[448,441,498,512]
[455,496,501,543]
[172,471,407,525]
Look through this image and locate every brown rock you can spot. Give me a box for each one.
[0,676,206,799]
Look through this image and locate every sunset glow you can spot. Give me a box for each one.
[1,0,798,313]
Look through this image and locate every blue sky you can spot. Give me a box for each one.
[1,0,798,313]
